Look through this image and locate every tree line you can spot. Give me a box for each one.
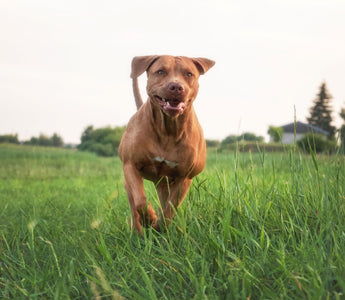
[0,133,64,147]
[1,82,345,156]
[0,126,126,157]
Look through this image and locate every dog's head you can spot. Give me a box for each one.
[131,55,215,118]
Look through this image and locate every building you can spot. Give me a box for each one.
[272,121,329,144]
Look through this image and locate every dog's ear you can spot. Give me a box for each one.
[191,58,215,75]
[131,55,160,79]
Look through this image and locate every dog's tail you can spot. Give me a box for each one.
[132,77,143,110]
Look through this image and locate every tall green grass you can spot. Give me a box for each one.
[0,144,344,299]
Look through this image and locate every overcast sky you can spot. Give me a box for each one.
[1,0,345,144]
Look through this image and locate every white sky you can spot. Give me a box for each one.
[1,0,345,144]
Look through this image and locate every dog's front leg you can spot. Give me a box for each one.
[123,163,157,234]
[154,178,192,231]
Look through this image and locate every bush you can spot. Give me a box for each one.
[206,139,220,148]
[297,133,337,154]
[90,143,114,157]
[78,125,126,157]
[221,132,264,146]
[219,142,287,153]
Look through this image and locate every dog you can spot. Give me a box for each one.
[119,55,215,234]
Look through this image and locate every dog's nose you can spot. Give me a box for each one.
[168,82,184,94]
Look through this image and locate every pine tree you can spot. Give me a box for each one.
[340,107,345,152]
[307,82,336,139]
[340,107,345,122]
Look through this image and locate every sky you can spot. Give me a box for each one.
[1,0,345,144]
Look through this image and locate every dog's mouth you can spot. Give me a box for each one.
[154,96,186,116]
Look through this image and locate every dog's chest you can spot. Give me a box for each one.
[138,151,192,182]
[152,156,179,168]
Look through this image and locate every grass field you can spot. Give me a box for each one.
[0,144,345,299]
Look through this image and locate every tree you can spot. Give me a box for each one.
[80,125,94,144]
[221,135,238,146]
[340,107,345,122]
[307,82,336,139]
[238,132,264,142]
[340,106,345,153]
[268,126,283,143]
[0,134,20,144]
[37,134,51,146]
[78,125,126,157]
[24,133,64,147]
[52,133,63,147]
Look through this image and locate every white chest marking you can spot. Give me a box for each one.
[153,156,179,168]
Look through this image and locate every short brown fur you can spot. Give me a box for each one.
[119,55,215,234]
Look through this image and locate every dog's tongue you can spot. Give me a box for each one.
[164,100,185,112]
[169,99,181,107]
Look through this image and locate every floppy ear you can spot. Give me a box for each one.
[130,55,160,78]
[191,58,215,75]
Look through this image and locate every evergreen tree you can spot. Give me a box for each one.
[340,107,345,122]
[307,82,336,139]
[340,106,345,152]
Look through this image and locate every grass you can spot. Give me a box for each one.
[0,144,345,299]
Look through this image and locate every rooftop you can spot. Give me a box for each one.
[281,121,329,135]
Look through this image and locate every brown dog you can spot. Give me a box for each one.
[119,55,215,234]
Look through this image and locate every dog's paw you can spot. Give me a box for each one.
[152,221,160,232]
[140,203,157,228]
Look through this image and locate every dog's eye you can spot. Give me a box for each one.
[186,72,193,77]
[157,70,165,75]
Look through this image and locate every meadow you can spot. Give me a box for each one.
[0,144,344,299]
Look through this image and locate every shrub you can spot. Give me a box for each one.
[297,133,337,154]
[90,143,114,157]
[219,142,287,153]
[206,139,221,148]
[221,132,264,146]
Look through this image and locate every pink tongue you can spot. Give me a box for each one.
[164,101,185,111]
[170,100,180,107]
